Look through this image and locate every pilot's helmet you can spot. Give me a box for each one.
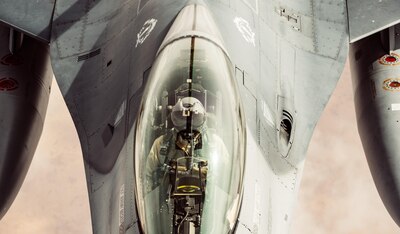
[171,97,206,130]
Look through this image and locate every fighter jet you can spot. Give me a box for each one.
[0,0,399,233]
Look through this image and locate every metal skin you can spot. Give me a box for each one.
[347,0,400,42]
[0,25,52,219]
[0,0,399,233]
[350,27,400,226]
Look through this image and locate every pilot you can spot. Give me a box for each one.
[145,97,206,188]
[145,96,231,231]
[145,96,229,192]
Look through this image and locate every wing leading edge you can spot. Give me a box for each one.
[0,0,55,42]
[347,0,400,43]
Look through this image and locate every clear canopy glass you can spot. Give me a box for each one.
[135,37,245,234]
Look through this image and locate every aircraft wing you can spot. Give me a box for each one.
[348,0,400,42]
[0,0,55,42]
[207,0,349,232]
[49,0,187,233]
[1,0,185,232]
[50,0,140,174]
[205,0,400,232]
[208,0,349,169]
[0,0,148,232]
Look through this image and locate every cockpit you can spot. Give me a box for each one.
[135,37,245,234]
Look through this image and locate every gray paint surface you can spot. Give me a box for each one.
[0,64,398,234]
[0,0,55,42]
[348,0,400,42]
[0,0,399,233]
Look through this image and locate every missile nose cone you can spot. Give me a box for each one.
[0,143,32,220]
[366,148,400,226]
[0,102,42,220]
[359,122,400,227]
[0,181,16,220]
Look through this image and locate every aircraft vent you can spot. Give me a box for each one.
[77,48,101,62]
[279,110,294,157]
[280,110,293,138]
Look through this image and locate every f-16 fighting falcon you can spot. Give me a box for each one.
[1,0,400,233]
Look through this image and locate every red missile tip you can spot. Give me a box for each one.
[385,56,397,63]
[389,81,400,88]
